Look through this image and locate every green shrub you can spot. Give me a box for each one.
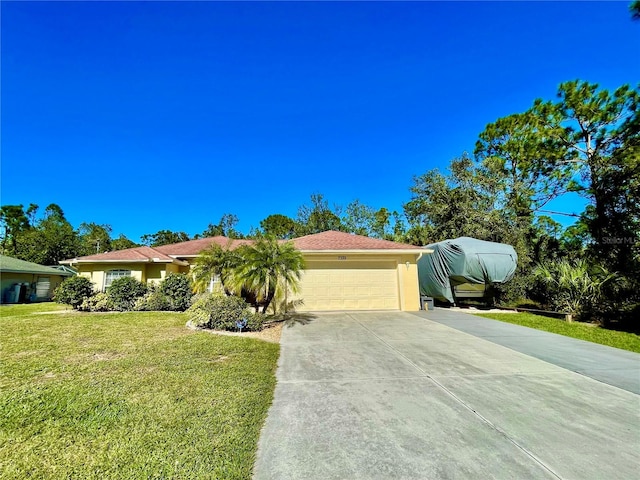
[159,273,193,311]
[245,312,266,332]
[187,293,255,330]
[493,270,532,306]
[533,259,615,320]
[53,276,94,309]
[133,289,171,311]
[107,277,147,311]
[80,292,114,312]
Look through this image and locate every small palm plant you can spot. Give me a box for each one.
[534,259,615,320]
[191,242,241,295]
[236,237,305,314]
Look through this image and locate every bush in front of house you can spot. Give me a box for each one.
[133,287,171,311]
[245,312,266,332]
[187,293,263,331]
[159,273,193,311]
[54,276,94,309]
[80,292,114,312]
[107,277,148,311]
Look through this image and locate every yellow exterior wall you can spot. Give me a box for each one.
[145,264,166,286]
[396,254,421,311]
[69,251,424,311]
[76,264,146,291]
[166,264,180,275]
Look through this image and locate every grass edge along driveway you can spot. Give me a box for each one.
[0,304,279,480]
[476,312,640,353]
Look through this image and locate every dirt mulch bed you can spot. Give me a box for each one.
[187,320,283,344]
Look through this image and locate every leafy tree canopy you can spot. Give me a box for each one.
[295,193,342,235]
[259,214,298,239]
[78,222,112,256]
[200,213,244,239]
[141,230,190,247]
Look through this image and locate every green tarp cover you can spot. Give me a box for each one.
[418,237,518,303]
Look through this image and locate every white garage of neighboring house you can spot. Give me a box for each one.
[0,255,74,303]
[60,231,432,312]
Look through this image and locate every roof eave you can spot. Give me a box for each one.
[60,259,184,265]
[0,268,72,276]
[299,249,434,255]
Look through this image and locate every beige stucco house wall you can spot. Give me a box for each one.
[61,232,430,312]
[292,252,422,311]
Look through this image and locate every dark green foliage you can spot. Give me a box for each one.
[140,230,190,247]
[492,270,533,306]
[187,293,259,331]
[25,204,79,265]
[158,273,193,311]
[259,214,298,239]
[54,276,94,309]
[107,277,148,311]
[0,204,35,254]
[200,213,244,239]
[110,234,139,251]
[78,222,112,256]
[295,193,343,235]
[246,312,266,332]
[341,201,403,240]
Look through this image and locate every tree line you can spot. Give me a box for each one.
[2,79,638,327]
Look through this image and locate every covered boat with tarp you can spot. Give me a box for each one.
[418,237,517,304]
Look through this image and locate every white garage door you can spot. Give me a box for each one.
[297,261,399,311]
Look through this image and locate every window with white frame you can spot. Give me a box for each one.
[104,269,131,291]
[210,274,222,293]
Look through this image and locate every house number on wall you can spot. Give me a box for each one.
[337,255,347,260]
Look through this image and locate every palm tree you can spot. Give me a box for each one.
[191,242,241,294]
[236,237,305,314]
[534,259,615,320]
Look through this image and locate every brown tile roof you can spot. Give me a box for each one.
[61,231,424,265]
[61,246,175,263]
[155,237,253,256]
[291,231,423,251]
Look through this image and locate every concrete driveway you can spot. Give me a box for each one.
[253,311,640,480]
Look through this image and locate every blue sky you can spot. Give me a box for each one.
[2,1,638,242]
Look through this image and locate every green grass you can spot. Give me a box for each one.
[0,302,69,316]
[476,312,640,353]
[0,303,279,479]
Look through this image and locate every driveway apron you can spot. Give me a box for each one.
[253,311,640,480]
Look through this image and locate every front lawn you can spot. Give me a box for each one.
[0,303,279,479]
[476,312,640,353]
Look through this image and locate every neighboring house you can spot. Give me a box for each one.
[59,231,432,311]
[0,255,74,303]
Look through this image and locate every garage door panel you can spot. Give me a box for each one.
[297,261,399,311]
